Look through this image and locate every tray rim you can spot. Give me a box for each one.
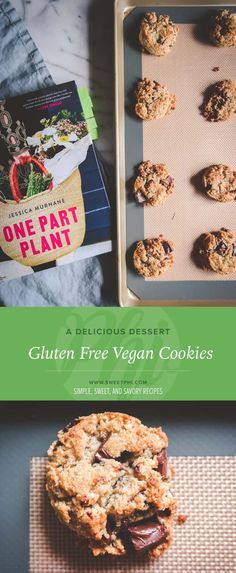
[115,0,236,307]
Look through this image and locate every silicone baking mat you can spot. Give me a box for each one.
[30,456,236,573]
[123,4,236,302]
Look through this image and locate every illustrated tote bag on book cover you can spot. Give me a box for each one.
[0,81,111,281]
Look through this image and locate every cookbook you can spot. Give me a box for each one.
[0,81,111,281]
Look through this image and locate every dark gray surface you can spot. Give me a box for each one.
[124,5,236,302]
[0,401,235,573]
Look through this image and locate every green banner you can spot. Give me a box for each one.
[0,307,235,400]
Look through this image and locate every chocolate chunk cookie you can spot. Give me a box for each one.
[202,164,236,202]
[139,12,179,56]
[210,9,236,47]
[135,78,176,120]
[133,161,174,206]
[203,80,236,121]
[133,237,174,278]
[195,228,236,274]
[47,412,177,559]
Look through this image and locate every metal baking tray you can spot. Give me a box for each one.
[115,0,236,306]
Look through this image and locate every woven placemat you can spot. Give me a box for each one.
[30,456,236,573]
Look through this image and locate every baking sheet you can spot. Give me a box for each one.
[116,2,236,304]
[143,23,236,282]
[30,456,236,573]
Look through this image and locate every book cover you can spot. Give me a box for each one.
[0,81,112,281]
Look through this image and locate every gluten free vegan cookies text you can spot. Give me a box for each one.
[28,345,214,363]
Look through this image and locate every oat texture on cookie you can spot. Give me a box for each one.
[202,164,236,202]
[139,12,179,56]
[135,78,176,120]
[133,237,174,278]
[194,228,236,274]
[46,412,178,559]
[210,9,236,47]
[133,161,174,206]
[203,80,236,121]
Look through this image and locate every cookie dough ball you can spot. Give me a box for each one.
[135,78,176,120]
[203,80,236,121]
[210,9,236,47]
[195,228,236,274]
[202,164,236,202]
[133,161,174,206]
[47,412,177,558]
[139,12,179,56]
[133,237,174,278]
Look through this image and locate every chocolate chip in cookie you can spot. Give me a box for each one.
[139,12,179,56]
[133,161,174,206]
[202,164,236,202]
[133,237,174,278]
[135,78,176,121]
[127,518,167,553]
[202,80,236,122]
[94,445,112,462]
[156,448,168,478]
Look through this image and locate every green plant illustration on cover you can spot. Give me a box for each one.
[27,109,88,161]
[0,109,88,202]
[25,164,52,198]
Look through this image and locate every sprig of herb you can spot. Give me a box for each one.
[0,189,7,203]
[40,109,78,129]
[26,164,52,198]
[0,169,11,198]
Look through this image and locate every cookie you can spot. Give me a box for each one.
[135,78,176,120]
[47,412,177,559]
[133,237,174,278]
[195,228,236,274]
[210,9,236,47]
[139,12,179,56]
[202,164,236,202]
[203,80,236,122]
[133,161,174,206]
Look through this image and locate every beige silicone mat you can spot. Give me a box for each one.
[142,23,236,282]
[30,456,236,573]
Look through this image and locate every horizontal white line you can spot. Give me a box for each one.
[46,370,191,373]
[85,205,110,215]
[83,186,105,195]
